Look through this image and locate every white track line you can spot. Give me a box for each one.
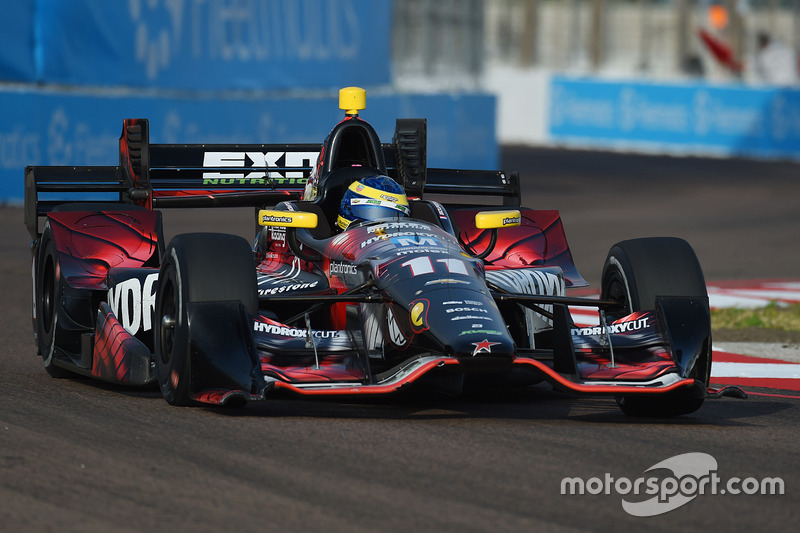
[711,362,800,379]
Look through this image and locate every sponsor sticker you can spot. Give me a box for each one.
[409,299,429,333]
[471,339,501,356]
[107,272,158,335]
[253,321,342,339]
[571,316,651,336]
[258,280,319,296]
[262,214,293,224]
[329,262,358,276]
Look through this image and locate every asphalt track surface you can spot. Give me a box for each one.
[1,147,799,531]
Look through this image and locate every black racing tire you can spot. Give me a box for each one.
[35,224,71,378]
[600,237,709,417]
[154,233,258,405]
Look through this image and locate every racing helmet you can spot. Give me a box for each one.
[337,175,409,230]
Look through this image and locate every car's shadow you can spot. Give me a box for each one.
[200,383,794,426]
[69,372,794,425]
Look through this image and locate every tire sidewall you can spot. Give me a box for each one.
[600,237,710,416]
[36,225,70,377]
[154,245,192,405]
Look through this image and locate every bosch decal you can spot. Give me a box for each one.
[446,307,488,314]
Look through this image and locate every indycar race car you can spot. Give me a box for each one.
[25,87,741,416]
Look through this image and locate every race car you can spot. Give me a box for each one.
[24,87,742,416]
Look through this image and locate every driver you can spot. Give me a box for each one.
[337,175,410,230]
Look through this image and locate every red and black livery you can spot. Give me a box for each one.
[24,92,741,416]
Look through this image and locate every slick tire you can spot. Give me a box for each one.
[35,224,71,378]
[154,233,257,405]
[600,237,710,417]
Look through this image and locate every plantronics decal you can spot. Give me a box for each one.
[329,261,358,276]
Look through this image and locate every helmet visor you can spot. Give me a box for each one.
[348,198,410,221]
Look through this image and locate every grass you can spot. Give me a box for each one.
[711,302,800,331]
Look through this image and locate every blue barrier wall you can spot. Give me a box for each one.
[0,1,36,82]
[0,88,497,202]
[550,77,800,159]
[0,0,498,203]
[4,0,391,90]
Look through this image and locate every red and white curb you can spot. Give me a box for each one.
[568,279,800,396]
[706,279,800,308]
[711,351,800,397]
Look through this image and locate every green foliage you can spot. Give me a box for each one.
[711,302,800,331]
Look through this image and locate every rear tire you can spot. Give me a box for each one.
[600,237,709,417]
[154,233,257,405]
[35,225,71,378]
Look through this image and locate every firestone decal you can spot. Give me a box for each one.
[258,280,319,296]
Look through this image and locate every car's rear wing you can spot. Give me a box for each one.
[26,118,520,239]
[25,119,320,238]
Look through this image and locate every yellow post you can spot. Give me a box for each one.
[339,87,366,116]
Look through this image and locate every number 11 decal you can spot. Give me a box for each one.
[401,256,469,277]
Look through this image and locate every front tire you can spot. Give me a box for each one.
[154,233,257,405]
[600,237,710,417]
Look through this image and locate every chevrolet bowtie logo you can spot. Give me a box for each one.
[471,339,501,356]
